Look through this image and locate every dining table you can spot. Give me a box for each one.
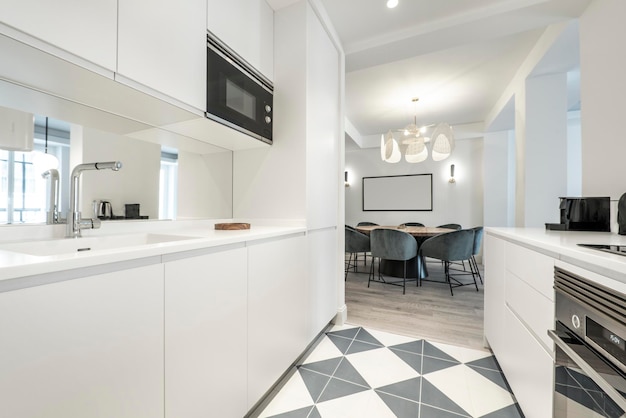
[355,225,455,280]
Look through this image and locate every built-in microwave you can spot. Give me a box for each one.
[206,32,273,145]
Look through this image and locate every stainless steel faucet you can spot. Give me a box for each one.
[42,168,62,225]
[67,161,122,238]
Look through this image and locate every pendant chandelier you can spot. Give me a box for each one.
[381,98,455,163]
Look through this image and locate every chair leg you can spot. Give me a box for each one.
[368,257,374,288]
[403,260,407,295]
[472,256,483,284]
[445,261,454,296]
[470,259,479,291]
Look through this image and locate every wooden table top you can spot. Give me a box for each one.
[354,225,455,237]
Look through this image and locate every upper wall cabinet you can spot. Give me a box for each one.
[0,0,117,72]
[117,0,207,112]
[207,0,274,81]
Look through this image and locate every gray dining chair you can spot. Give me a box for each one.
[368,228,418,294]
[345,226,370,280]
[357,221,378,226]
[437,223,462,230]
[400,222,424,227]
[419,229,478,296]
[355,222,378,265]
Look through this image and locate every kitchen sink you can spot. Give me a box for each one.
[0,233,199,257]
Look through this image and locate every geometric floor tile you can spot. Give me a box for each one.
[255,326,524,418]
[315,389,397,418]
[377,390,421,417]
[420,378,471,416]
[316,377,369,402]
[425,364,518,417]
[375,376,422,403]
[299,357,342,377]
[346,347,421,389]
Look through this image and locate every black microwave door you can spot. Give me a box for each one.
[207,48,272,142]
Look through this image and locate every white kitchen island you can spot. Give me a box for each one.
[0,220,333,418]
[484,227,626,418]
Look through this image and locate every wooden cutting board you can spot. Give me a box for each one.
[215,222,251,230]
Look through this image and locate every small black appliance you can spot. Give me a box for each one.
[546,197,610,232]
[206,32,273,144]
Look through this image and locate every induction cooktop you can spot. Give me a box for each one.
[578,244,626,257]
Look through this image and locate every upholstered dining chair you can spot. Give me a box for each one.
[355,222,378,265]
[437,223,462,230]
[345,226,370,280]
[469,226,484,284]
[400,222,424,227]
[368,228,418,294]
[418,229,478,296]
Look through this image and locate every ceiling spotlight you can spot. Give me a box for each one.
[386,0,398,9]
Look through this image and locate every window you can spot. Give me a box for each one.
[159,148,178,220]
[0,117,69,224]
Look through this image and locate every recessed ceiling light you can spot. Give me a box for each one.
[387,0,398,9]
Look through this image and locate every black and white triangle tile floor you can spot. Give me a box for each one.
[257,325,524,418]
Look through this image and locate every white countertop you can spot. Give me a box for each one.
[486,227,626,282]
[0,220,306,283]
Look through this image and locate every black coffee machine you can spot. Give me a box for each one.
[546,197,610,232]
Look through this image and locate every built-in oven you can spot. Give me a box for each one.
[206,31,273,144]
[549,267,626,417]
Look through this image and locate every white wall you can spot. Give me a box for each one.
[483,131,514,227]
[79,126,161,220]
[233,3,307,221]
[177,151,233,219]
[345,138,484,229]
[567,112,582,196]
[580,0,626,200]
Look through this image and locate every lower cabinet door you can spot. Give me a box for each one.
[164,246,248,418]
[500,306,554,418]
[247,234,307,409]
[0,264,165,418]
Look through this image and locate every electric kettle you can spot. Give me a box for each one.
[97,200,113,219]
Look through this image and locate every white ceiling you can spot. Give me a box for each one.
[267,0,592,145]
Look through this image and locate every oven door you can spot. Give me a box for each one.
[549,323,626,417]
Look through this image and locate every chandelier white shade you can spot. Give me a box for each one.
[380,98,455,163]
[380,130,401,163]
[431,122,455,161]
[380,122,455,164]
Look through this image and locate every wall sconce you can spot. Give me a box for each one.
[448,164,456,183]
[344,171,350,187]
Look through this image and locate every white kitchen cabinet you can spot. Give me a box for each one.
[0,0,117,71]
[501,306,554,418]
[207,0,274,81]
[484,233,555,417]
[247,233,307,408]
[484,234,506,353]
[163,245,248,418]
[307,228,338,340]
[117,0,206,111]
[305,7,340,230]
[0,264,164,418]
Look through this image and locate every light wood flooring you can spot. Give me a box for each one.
[345,256,486,350]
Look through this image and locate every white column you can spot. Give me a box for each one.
[519,73,569,227]
[580,0,626,200]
